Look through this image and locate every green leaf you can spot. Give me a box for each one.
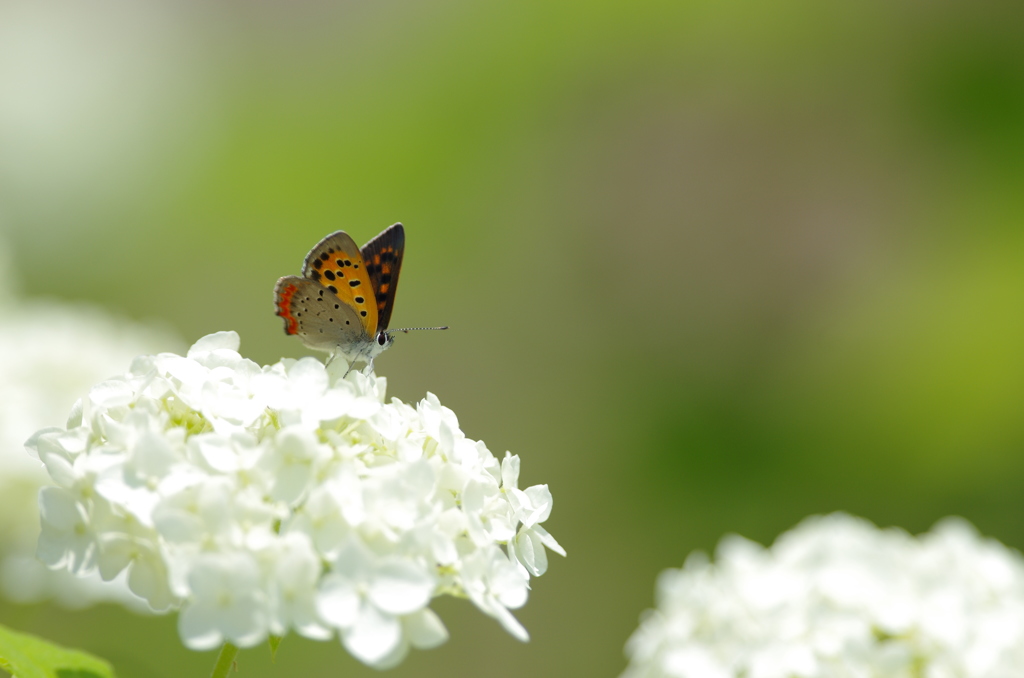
[267,636,282,662]
[0,623,114,678]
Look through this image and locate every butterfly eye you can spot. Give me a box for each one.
[376,331,389,346]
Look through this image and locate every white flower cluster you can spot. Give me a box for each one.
[622,513,1024,678]
[29,332,563,668]
[0,239,181,607]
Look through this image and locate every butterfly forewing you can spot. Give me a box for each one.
[359,223,405,331]
[274,276,370,352]
[299,231,378,335]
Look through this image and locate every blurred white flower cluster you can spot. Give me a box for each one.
[622,513,1024,678]
[29,331,563,668]
[0,242,181,607]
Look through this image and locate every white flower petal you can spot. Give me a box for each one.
[404,608,449,649]
[511,527,548,577]
[533,524,566,557]
[517,484,553,526]
[187,331,240,356]
[492,604,530,642]
[342,603,403,667]
[500,453,520,490]
[316,573,361,629]
[126,549,174,611]
[38,487,82,532]
[190,434,239,473]
[368,559,434,615]
[178,603,225,651]
[89,380,135,409]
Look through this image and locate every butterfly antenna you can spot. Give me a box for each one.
[386,326,449,335]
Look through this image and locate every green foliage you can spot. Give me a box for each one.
[0,624,114,678]
[267,637,282,662]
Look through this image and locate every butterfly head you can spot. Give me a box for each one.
[375,329,394,350]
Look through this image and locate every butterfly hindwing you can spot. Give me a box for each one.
[360,223,405,331]
[300,231,378,335]
[274,276,370,352]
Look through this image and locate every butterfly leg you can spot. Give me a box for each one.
[328,352,360,379]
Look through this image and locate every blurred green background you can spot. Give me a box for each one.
[3,0,1024,676]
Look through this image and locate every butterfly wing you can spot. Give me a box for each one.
[274,276,371,352]
[300,231,378,336]
[360,223,405,331]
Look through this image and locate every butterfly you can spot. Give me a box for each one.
[274,223,446,371]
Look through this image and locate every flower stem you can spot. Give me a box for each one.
[209,642,240,678]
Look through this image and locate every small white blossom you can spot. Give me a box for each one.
[316,535,435,665]
[621,513,1024,678]
[28,332,563,667]
[502,453,564,577]
[461,545,531,642]
[178,551,269,650]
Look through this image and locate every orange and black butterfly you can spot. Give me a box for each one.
[274,223,445,370]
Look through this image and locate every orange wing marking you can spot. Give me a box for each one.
[275,280,301,335]
[370,248,396,313]
[306,248,378,334]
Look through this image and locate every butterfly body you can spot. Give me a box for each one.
[275,223,405,369]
